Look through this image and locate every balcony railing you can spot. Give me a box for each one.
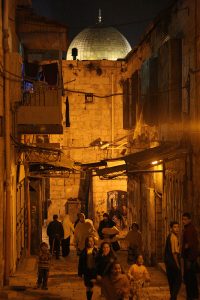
[16,82,63,134]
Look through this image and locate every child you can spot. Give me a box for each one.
[97,261,130,300]
[36,242,51,290]
[128,254,150,300]
[78,236,98,300]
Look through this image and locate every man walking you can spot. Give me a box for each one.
[164,221,182,300]
[74,213,96,255]
[182,212,199,300]
[47,214,64,259]
[125,222,143,264]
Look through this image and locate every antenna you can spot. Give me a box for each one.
[98,8,102,23]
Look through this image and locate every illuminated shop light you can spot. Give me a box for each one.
[151,160,162,165]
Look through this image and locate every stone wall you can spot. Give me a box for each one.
[0,0,4,285]
[92,175,127,228]
[50,60,129,220]
[124,0,200,262]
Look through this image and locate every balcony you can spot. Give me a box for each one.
[16,82,63,134]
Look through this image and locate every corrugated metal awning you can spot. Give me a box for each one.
[96,142,188,177]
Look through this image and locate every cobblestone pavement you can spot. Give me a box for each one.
[0,249,190,300]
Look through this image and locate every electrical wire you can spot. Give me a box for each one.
[0,69,189,99]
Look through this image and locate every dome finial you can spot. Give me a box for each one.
[98,8,102,23]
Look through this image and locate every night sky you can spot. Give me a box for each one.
[32,0,171,47]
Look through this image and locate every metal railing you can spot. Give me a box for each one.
[22,82,61,106]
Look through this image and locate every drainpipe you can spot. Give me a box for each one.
[111,73,114,157]
[194,0,198,216]
[3,0,11,285]
[25,163,31,255]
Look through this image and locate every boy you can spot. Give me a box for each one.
[164,221,182,300]
[36,242,51,290]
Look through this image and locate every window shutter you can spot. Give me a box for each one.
[158,39,182,123]
[131,71,138,127]
[123,79,130,129]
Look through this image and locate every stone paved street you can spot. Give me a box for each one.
[0,249,190,300]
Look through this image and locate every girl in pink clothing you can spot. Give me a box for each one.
[128,255,150,300]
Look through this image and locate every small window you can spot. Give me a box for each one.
[0,116,3,137]
[66,96,70,127]
[85,93,93,103]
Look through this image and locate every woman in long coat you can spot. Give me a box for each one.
[78,236,98,300]
[96,241,117,277]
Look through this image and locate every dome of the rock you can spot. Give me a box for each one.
[66,24,132,61]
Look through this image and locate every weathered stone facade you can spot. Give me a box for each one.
[122,0,200,264]
[48,0,200,265]
[0,0,69,285]
[1,0,200,286]
[0,0,25,284]
[50,60,128,224]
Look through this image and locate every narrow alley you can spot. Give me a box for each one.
[1,0,200,299]
[0,249,187,300]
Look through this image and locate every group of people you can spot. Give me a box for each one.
[35,210,199,300]
[164,212,199,300]
[46,214,74,259]
[36,211,148,299]
[78,237,150,300]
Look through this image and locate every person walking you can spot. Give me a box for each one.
[47,214,64,259]
[97,262,130,300]
[182,212,199,300]
[128,254,150,300]
[35,242,51,290]
[74,213,96,255]
[98,213,116,240]
[96,241,117,297]
[96,242,117,278]
[125,223,143,264]
[78,236,98,300]
[98,213,120,251]
[61,214,74,257]
[164,221,182,300]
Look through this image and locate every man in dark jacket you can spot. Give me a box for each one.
[164,221,182,300]
[97,213,116,240]
[47,214,64,259]
[182,212,199,300]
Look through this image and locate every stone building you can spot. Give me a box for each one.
[0,0,200,287]
[0,0,68,285]
[107,0,200,264]
[0,0,28,285]
[49,19,131,228]
[49,0,200,264]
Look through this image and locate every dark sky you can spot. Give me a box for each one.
[32,0,171,47]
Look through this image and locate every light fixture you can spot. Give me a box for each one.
[85,93,94,103]
[151,160,162,165]
[100,142,110,149]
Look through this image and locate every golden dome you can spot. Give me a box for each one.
[66,24,131,61]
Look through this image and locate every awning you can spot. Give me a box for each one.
[29,163,70,173]
[28,155,80,177]
[120,142,187,167]
[13,138,77,171]
[81,161,107,168]
[96,142,188,177]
